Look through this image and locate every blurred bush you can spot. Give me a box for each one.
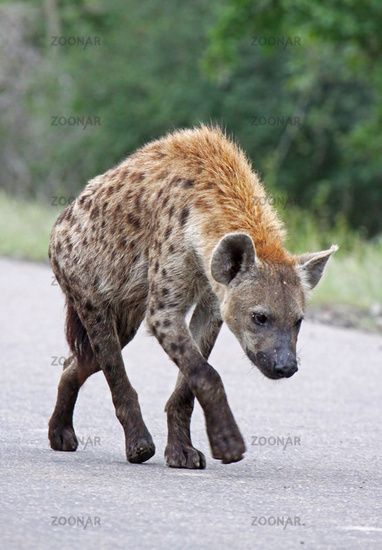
[0,0,381,237]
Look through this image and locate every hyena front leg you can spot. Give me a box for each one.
[148,288,245,464]
[165,294,222,468]
[49,355,100,451]
[76,305,155,464]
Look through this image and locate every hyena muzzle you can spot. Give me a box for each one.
[48,125,337,469]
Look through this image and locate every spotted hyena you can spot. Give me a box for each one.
[48,126,337,468]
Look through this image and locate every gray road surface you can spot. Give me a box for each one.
[1,257,381,549]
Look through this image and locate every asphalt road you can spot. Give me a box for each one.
[1,257,381,549]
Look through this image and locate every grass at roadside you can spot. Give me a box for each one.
[0,191,381,312]
[0,191,60,262]
[283,208,382,308]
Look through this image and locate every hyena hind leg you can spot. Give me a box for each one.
[49,355,100,451]
[75,304,155,464]
[165,295,222,469]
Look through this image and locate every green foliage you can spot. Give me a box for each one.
[17,0,225,198]
[204,0,382,237]
[0,0,381,237]
[0,191,59,261]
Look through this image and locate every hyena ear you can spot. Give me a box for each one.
[211,232,256,285]
[296,244,338,290]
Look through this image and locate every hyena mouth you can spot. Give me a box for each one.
[245,349,284,380]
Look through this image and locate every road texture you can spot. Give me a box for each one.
[1,257,381,549]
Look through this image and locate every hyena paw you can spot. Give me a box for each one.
[49,424,78,452]
[165,442,206,469]
[126,434,155,464]
[208,423,246,464]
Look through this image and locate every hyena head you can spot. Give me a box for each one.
[211,233,337,380]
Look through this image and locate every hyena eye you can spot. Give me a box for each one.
[251,312,268,326]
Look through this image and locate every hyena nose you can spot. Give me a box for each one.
[274,360,298,378]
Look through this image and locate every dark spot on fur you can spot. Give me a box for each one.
[84,300,94,311]
[158,302,164,309]
[170,343,178,352]
[83,197,92,210]
[94,344,100,353]
[164,227,172,239]
[130,172,145,183]
[95,315,102,323]
[104,364,113,373]
[182,179,194,188]
[149,307,154,316]
[154,261,159,273]
[90,206,99,219]
[178,344,185,354]
[163,319,171,327]
[162,288,169,296]
[168,244,175,253]
[117,167,129,183]
[162,268,167,277]
[127,213,141,229]
[65,204,74,221]
[180,207,189,227]
[157,188,164,199]
[168,206,175,219]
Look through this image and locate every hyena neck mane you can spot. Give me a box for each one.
[182,125,293,267]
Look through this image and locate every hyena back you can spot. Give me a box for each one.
[49,125,337,468]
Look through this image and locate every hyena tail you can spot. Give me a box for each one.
[65,300,94,365]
